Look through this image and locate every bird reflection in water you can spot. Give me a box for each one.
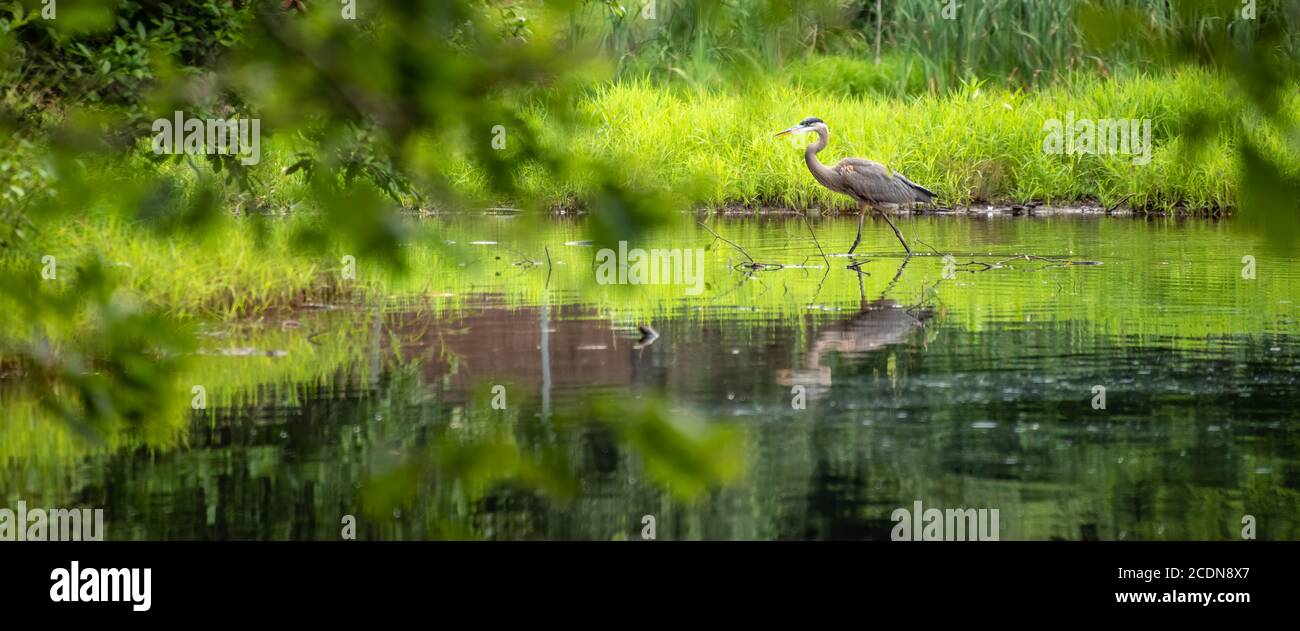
[777,259,930,393]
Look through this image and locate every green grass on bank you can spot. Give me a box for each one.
[106,67,1287,216]
[437,68,1295,212]
[22,66,1289,228]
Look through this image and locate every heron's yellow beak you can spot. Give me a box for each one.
[774,128,793,138]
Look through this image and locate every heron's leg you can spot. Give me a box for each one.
[848,204,866,254]
[873,207,912,255]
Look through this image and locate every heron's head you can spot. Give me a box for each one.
[775,117,827,138]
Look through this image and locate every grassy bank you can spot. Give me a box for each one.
[448,68,1294,212]
[99,68,1292,217]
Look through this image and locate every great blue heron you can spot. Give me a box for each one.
[776,117,935,255]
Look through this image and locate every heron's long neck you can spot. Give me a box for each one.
[804,129,836,185]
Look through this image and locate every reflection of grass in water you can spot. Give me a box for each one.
[186,315,380,409]
[19,209,1292,342]
[392,216,1300,340]
[0,395,159,468]
[0,308,379,465]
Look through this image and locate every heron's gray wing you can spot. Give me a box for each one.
[834,158,933,204]
[894,172,936,202]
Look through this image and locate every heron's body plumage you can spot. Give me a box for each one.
[832,158,935,205]
[781,117,934,254]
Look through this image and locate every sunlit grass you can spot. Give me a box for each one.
[440,68,1297,212]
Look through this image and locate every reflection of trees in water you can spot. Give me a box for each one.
[10,311,1299,541]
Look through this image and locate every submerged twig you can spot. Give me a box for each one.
[802,213,830,265]
[994,254,1102,267]
[914,238,946,257]
[698,220,784,271]
[911,237,1101,271]
[697,221,754,263]
[544,246,552,288]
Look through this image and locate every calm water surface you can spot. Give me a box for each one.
[3,213,1298,540]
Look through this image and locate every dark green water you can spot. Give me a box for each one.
[3,213,1298,540]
